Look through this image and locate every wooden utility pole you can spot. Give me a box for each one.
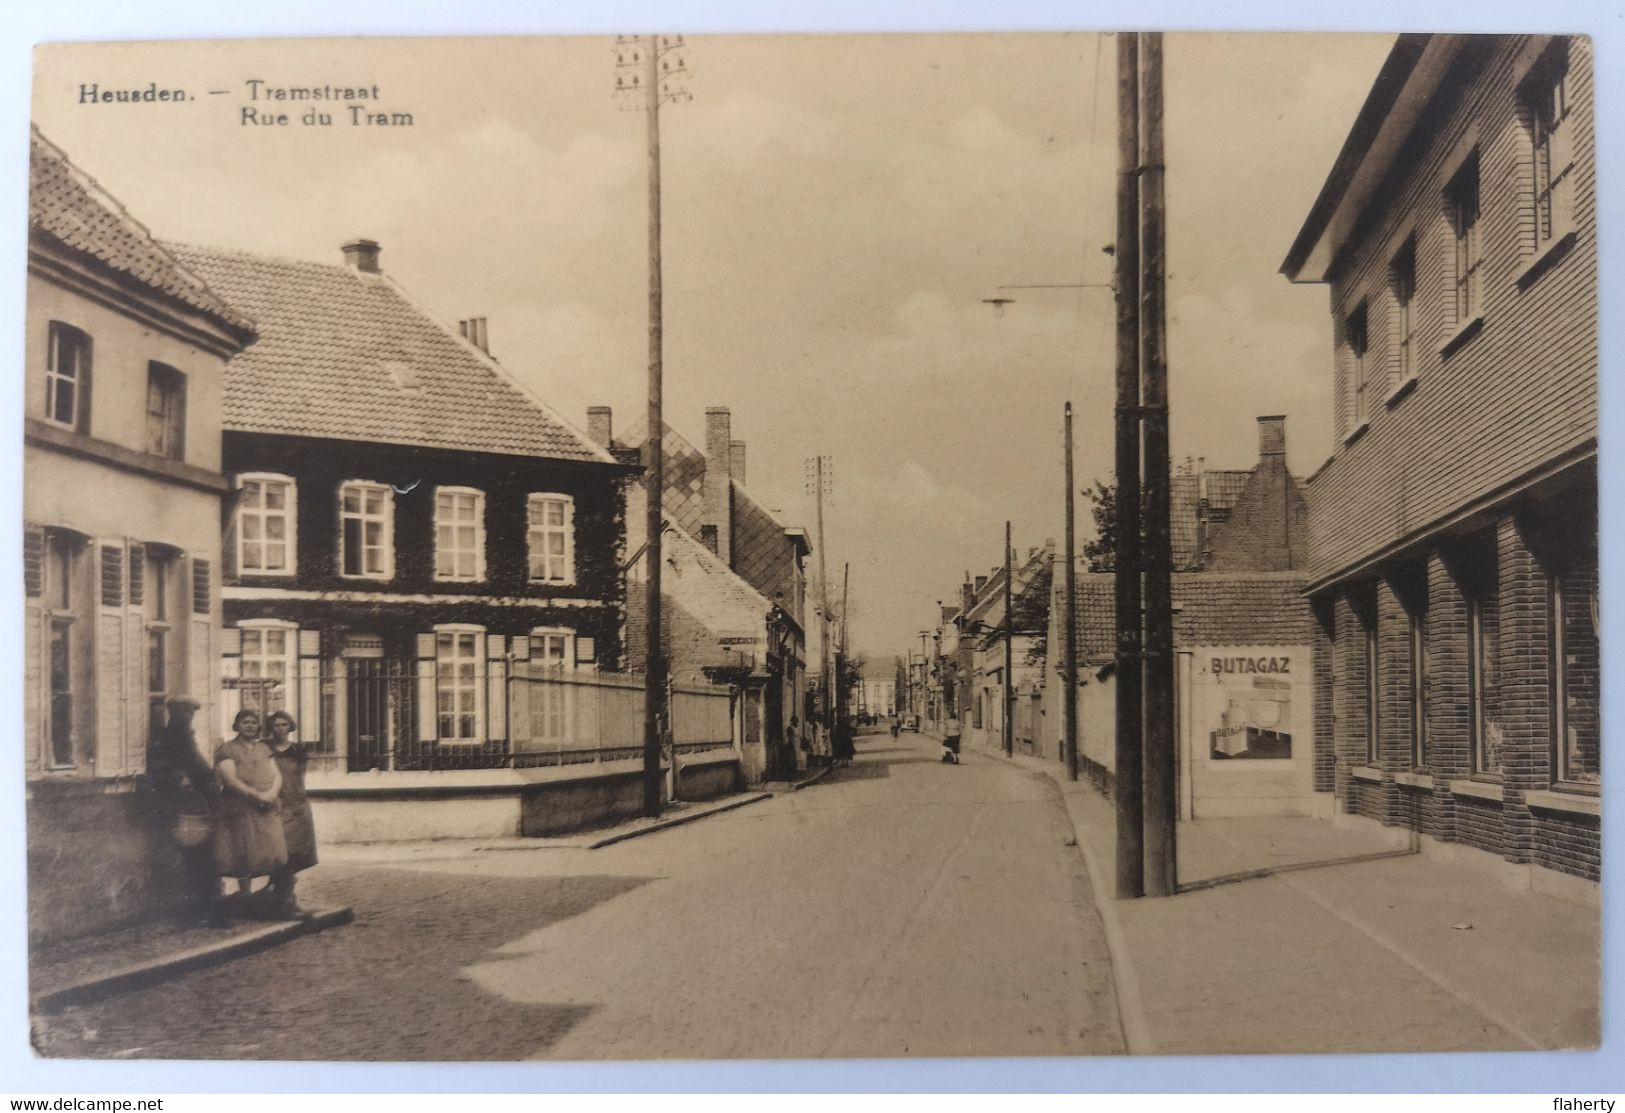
[1140,31,1178,897]
[835,561,850,752]
[1003,520,1015,757]
[1063,402,1079,781]
[1112,29,1145,900]
[811,455,833,749]
[640,36,666,819]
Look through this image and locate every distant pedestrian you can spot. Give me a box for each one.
[213,709,288,913]
[147,695,224,926]
[265,710,317,918]
[891,715,900,739]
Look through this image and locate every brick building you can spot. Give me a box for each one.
[607,407,812,780]
[171,238,637,774]
[25,128,257,940]
[1282,35,1598,886]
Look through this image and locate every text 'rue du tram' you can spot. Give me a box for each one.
[240,79,414,127]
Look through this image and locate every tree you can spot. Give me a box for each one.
[1082,479,1126,572]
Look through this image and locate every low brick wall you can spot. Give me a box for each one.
[677,752,742,801]
[307,755,746,843]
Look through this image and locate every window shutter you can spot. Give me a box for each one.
[100,544,124,608]
[576,636,597,665]
[127,542,145,608]
[25,598,44,774]
[95,540,127,775]
[298,629,322,746]
[221,625,243,739]
[223,503,239,581]
[486,634,507,744]
[192,558,211,615]
[416,632,438,744]
[24,524,43,598]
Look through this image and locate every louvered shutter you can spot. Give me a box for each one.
[298,629,322,747]
[486,634,507,745]
[220,625,243,740]
[416,632,438,743]
[94,541,127,775]
[123,541,147,775]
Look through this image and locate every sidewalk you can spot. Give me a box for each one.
[30,903,352,1013]
[974,741,1601,1055]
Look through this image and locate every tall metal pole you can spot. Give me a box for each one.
[641,36,666,819]
[1003,520,1015,757]
[1113,30,1146,900]
[836,562,850,755]
[1064,402,1079,781]
[1140,32,1178,897]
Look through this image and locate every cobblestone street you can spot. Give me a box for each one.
[33,730,1124,1061]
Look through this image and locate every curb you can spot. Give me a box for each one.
[33,905,354,1014]
[980,747,1155,1054]
[792,765,835,790]
[586,791,773,849]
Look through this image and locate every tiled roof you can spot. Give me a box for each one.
[168,243,615,463]
[29,127,254,336]
[1064,571,1312,665]
[617,417,807,588]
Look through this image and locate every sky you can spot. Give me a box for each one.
[31,31,1395,663]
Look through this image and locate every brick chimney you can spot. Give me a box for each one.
[703,407,733,565]
[458,318,490,354]
[1258,415,1287,460]
[341,238,381,273]
[587,406,613,449]
[974,575,988,595]
[961,578,975,613]
[729,440,747,487]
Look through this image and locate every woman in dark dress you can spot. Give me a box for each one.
[266,710,317,917]
[213,709,287,910]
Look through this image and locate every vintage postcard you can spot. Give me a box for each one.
[20,30,1599,1064]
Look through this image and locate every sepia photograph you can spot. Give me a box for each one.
[12,13,1608,1084]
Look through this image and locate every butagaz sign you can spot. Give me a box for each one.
[1197,648,1298,761]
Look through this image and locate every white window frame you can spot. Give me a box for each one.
[238,619,299,716]
[434,624,486,745]
[43,530,87,770]
[236,473,298,577]
[44,321,91,433]
[338,480,395,581]
[528,626,576,745]
[527,493,576,585]
[434,486,487,583]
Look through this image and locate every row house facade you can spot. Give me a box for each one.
[1282,35,1598,883]
[171,238,637,774]
[605,406,812,781]
[25,128,257,940]
[951,546,1052,755]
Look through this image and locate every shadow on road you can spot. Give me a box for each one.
[33,868,653,1061]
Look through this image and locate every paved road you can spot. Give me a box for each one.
[33,729,1124,1061]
